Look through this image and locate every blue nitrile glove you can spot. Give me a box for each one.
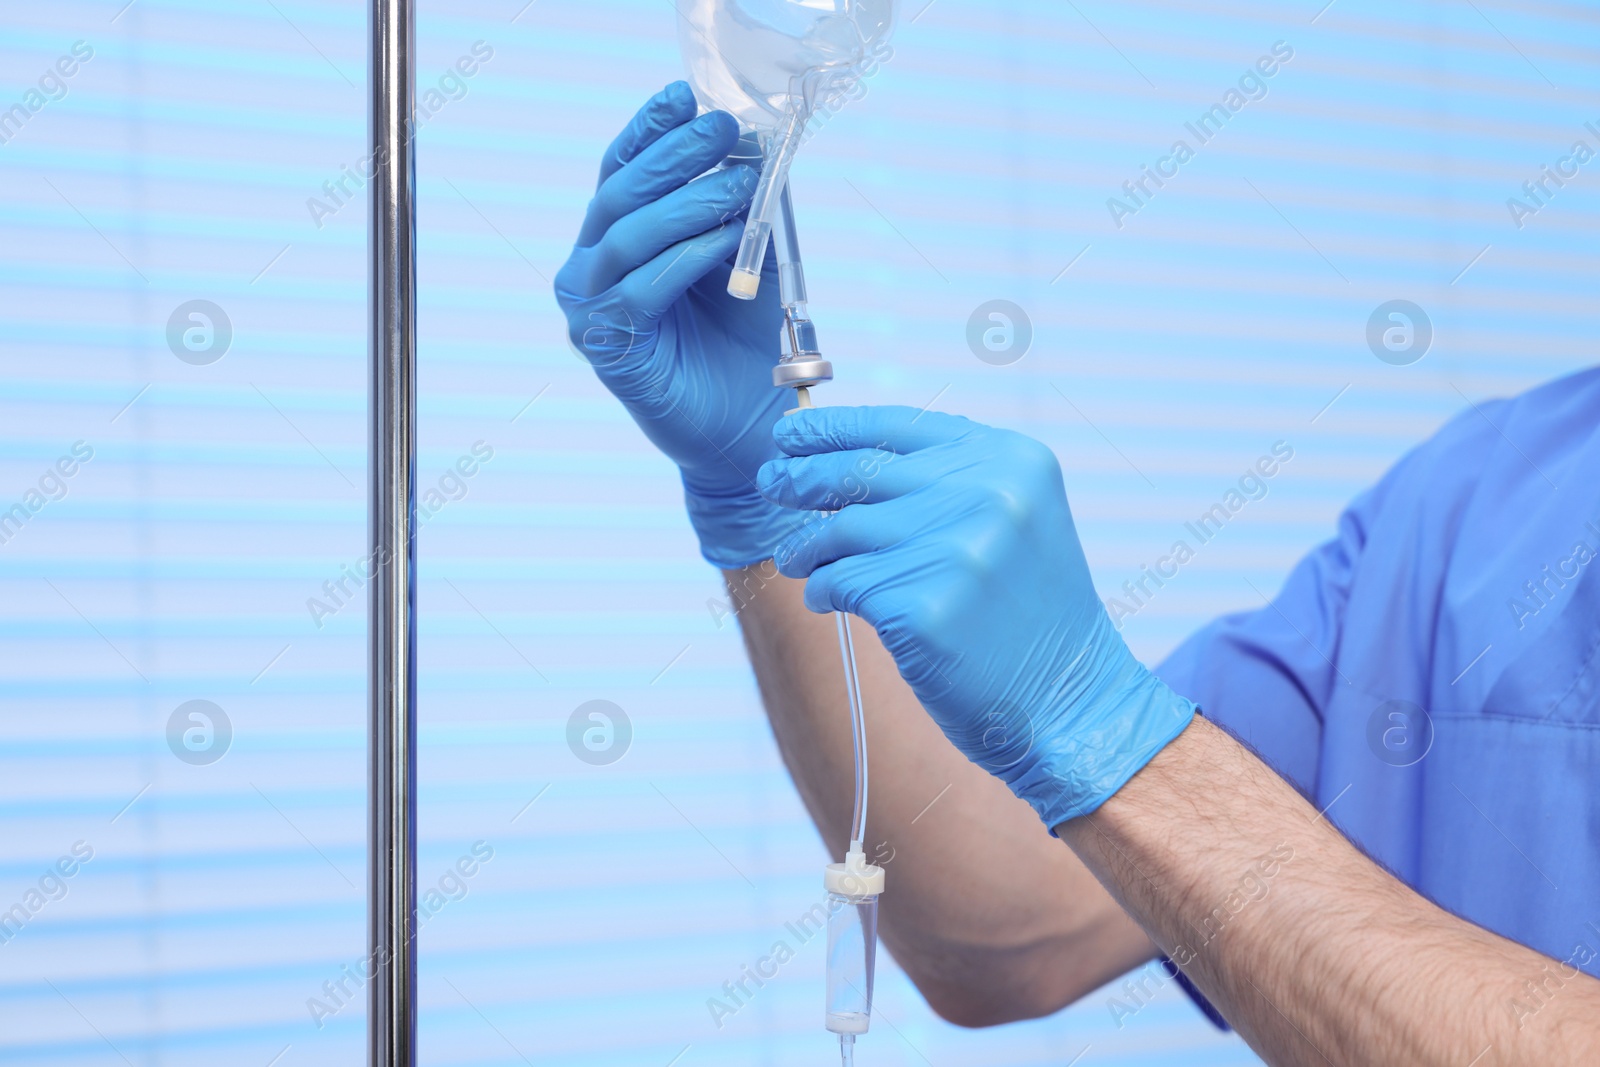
[554,83,800,569]
[756,405,1197,828]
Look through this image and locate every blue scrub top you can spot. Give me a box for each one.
[1155,367,1600,990]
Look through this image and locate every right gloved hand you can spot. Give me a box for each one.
[756,406,1198,830]
[554,82,800,569]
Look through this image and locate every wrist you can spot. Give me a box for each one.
[682,473,810,569]
[1060,710,1218,841]
[1014,638,1197,832]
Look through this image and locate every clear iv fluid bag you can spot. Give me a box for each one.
[677,0,895,137]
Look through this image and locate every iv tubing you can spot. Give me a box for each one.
[837,611,868,852]
[772,182,804,356]
[728,104,806,299]
[770,176,868,856]
[767,177,876,1061]
[774,183,808,316]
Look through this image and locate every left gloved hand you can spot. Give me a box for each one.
[553,84,797,569]
[756,405,1196,829]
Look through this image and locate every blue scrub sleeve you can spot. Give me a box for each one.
[1152,507,1369,798]
[1153,405,1490,794]
[1162,956,1232,1030]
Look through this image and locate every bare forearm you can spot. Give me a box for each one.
[725,563,1153,1024]
[1061,716,1600,1065]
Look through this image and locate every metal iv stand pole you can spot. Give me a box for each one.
[367,0,418,1064]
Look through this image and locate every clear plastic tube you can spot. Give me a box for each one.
[774,183,809,312]
[836,610,868,851]
[756,123,879,1067]
[727,106,805,299]
[831,498,875,1066]
[770,187,865,859]
[770,180,832,399]
[771,182,820,362]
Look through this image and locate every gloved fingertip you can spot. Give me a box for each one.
[648,81,696,128]
[773,406,818,438]
[801,579,833,615]
[693,109,739,144]
[775,407,841,456]
[755,459,785,497]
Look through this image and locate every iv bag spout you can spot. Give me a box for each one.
[727,103,805,300]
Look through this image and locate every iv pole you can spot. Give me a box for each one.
[367,0,418,1064]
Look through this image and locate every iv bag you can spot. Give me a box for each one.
[676,0,895,138]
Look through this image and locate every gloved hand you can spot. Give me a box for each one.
[555,82,799,568]
[756,405,1197,828]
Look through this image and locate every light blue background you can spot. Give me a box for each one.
[0,1,1595,1064]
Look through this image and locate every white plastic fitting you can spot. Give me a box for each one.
[727,268,761,299]
[825,849,885,897]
